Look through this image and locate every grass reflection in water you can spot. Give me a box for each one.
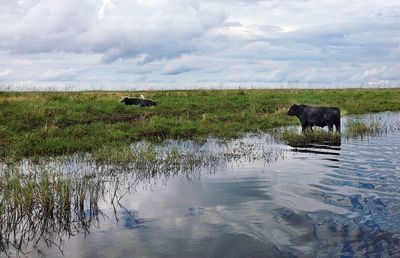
[0,140,284,256]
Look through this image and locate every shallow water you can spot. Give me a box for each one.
[2,112,400,257]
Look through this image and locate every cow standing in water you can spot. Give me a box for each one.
[287,104,341,132]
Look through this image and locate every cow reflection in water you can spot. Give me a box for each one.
[287,104,341,133]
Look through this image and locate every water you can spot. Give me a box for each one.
[2,112,400,257]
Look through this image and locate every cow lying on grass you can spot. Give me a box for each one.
[287,104,341,132]
[120,97,157,107]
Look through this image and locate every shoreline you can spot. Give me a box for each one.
[2,88,400,159]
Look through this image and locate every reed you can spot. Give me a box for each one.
[345,120,382,138]
[0,165,105,256]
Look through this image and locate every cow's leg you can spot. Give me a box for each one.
[335,124,341,133]
[301,122,308,133]
[335,121,341,133]
[328,124,333,132]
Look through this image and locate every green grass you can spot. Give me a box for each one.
[1,88,400,159]
[276,129,342,147]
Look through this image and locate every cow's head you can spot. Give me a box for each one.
[287,104,300,116]
[120,97,128,103]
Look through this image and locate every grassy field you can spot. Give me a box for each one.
[1,88,400,159]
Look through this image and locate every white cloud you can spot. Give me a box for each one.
[162,55,198,75]
[0,69,12,77]
[39,68,79,81]
[0,0,399,89]
[0,0,225,62]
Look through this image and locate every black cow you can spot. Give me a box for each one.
[120,97,157,107]
[287,104,341,132]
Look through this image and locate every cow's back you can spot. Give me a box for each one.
[302,106,340,124]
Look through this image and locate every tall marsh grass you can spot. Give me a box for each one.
[0,165,105,255]
[345,119,383,138]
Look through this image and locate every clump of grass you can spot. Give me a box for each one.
[92,145,137,165]
[277,128,341,147]
[345,120,382,138]
[0,165,104,255]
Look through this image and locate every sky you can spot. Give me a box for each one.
[0,0,399,90]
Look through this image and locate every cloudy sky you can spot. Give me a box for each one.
[0,0,399,90]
